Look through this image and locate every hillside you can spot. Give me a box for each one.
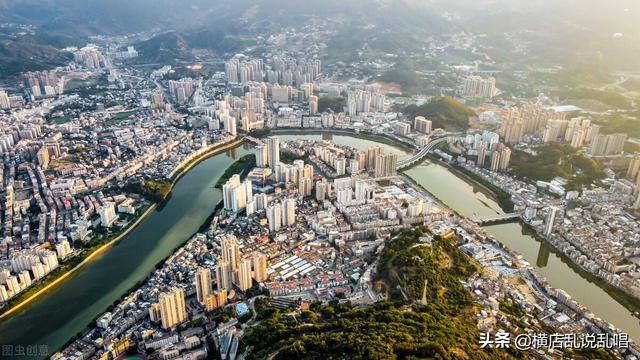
[0,35,72,78]
[133,32,194,64]
[401,97,476,130]
[243,228,516,359]
[510,144,605,191]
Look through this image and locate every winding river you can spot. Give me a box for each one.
[2,132,639,356]
[0,143,254,355]
[286,132,640,341]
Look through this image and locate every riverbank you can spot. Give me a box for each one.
[268,128,417,152]
[0,203,157,320]
[517,221,640,314]
[169,136,246,185]
[435,158,640,315]
[0,138,246,321]
[58,205,225,354]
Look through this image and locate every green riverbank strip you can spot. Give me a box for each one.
[0,137,247,320]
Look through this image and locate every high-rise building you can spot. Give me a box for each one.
[544,207,558,237]
[374,153,397,177]
[223,115,237,136]
[282,198,297,227]
[366,146,384,171]
[36,147,50,169]
[221,235,240,272]
[309,95,318,114]
[627,153,640,181]
[355,180,369,203]
[334,158,346,176]
[237,258,253,291]
[499,147,511,171]
[0,91,10,109]
[267,203,282,232]
[98,203,117,227]
[490,151,501,172]
[256,145,268,168]
[477,143,487,167]
[414,116,433,134]
[216,258,232,291]
[252,253,268,283]
[267,136,280,171]
[500,108,524,143]
[168,78,195,103]
[222,175,252,212]
[461,75,496,98]
[159,287,187,329]
[195,267,212,305]
[253,193,269,210]
[316,181,327,202]
[393,122,411,136]
[298,177,313,197]
[590,133,627,156]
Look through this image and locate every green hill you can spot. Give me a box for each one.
[401,97,476,130]
[510,144,605,191]
[243,228,516,360]
[0,35,72,78]
[133,31,194,64]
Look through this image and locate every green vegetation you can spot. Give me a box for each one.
[49,116,71,124]
[317,96,346,113]
[401,97,475,130]
[621,79,640,93]
[244,228,515,359]
[248,128,272,138]
[0,33,72,79]
[593,116,640,138]
[215,154,256,188]
[64,78,97,91]
[556,88,632,110]
[126,179,172,203]
[0,204,151,317]
[133,31,194,64]
[280,151,307,164]
[378,67,418,89]
[499,299,526,318]
[108,110,137,123]
[510,144,604,191]
[549,67,613,88]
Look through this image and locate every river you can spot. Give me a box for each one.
[287,132,640,341]
[0,143,254,355]
[3,132,640,354]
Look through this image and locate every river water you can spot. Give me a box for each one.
[2,132,639,355]
[288,132,640,341]
[0,144,254,355]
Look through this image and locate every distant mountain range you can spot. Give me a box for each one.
[0,30,72,79]
[0,0,638,79]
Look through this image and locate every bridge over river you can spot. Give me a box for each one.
[470,212,522,225]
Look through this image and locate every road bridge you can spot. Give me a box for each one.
[470,213,521,225]
[396,137,449,170]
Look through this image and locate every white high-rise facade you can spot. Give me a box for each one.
[282,198,296,227]
[222,174,253,213]
[544,207,558,237]
[267,203,282,232]
[237,258,253,291]
[267,136,280,171]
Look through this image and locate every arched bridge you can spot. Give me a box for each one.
[396,137,449,170]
